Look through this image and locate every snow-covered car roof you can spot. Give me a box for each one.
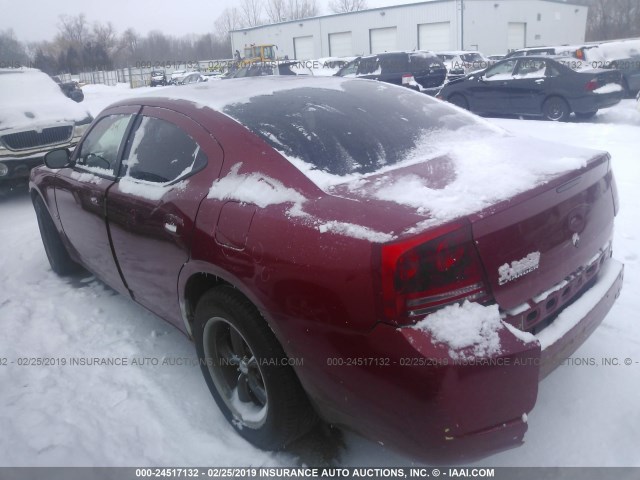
[437,50,486,56]
[0,68,90,131]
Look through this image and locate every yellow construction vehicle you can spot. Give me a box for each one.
[242,44,277,63]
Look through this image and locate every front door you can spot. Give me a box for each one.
[54,107,138,295]
[468,59,517,113]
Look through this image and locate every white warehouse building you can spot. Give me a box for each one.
[230,0,588,60]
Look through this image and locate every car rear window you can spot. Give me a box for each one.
[409,53,443,70]
[223,80,496,177]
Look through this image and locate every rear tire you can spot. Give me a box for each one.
[33,196,80,276]
[193,286,318,450]
[542,96,570,121]
[448,93,469,110]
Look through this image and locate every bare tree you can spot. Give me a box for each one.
[241,0,264,26]
[328,0,367,13]
[57,14,90,45]
[93,21,118,56]
[0,29,28,65]
[120,28,139,57]
[285,0,318,20]
[266,0,288,23]
[215,7,245,39]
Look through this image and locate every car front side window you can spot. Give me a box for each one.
[338,59,359,77]
[76,114,133,173]
[121,116,207,184]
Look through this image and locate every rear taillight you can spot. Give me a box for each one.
[378,221,492,325]
[402,73,415,85]
[585,78,599,91]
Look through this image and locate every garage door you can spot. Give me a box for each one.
[507,23,526,51]
[329,32,353,58]
[370,27,397,54]
[418,22,451,51]
[293,36,314,60]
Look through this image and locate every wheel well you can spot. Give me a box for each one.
[183,273,233,334]
[30,188,42,205]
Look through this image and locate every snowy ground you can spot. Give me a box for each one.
[1,84,639,467]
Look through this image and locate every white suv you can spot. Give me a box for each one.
[0,68,92,183]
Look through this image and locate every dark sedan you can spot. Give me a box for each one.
[30,77,623,461]
[438,56,623,120]
[335,51,447,91]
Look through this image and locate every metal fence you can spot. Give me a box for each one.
[75,60,235,88]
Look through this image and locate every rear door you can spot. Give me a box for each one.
[54,107,138,296]
[106,107,223,326]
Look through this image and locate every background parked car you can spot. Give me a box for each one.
[224,61,313,78]
[335,51,446,91]
[169,69,188,84]
[436,51,492,80]
[438,56,623,120]
[585,39,640,96]
[176,72,208,85]
[51,75,84,102]
[505,45,590,59]
[0,68,92,183]
[150,70,167,87]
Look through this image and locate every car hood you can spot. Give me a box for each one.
[0,99,89,132]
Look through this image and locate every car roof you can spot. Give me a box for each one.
[107,76,367,113]
[437,50,483,55]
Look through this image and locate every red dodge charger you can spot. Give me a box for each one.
[30,77,623,461]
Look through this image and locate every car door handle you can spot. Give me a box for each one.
[164,223,178,234]
[164,214,183,235]
[535,79,545,84]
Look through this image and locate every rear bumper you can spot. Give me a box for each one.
[309,258,623,462]
[538,258,624,378]
[573,91,623,113]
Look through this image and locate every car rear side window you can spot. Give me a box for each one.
[121,116,207,183]
[223,80,493,177]
[485,60,517,79]
[358,56,380,75]
[77,114,133,173]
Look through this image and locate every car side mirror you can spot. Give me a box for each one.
[44,148,71,169]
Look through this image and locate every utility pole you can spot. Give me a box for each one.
[460,0,464,50]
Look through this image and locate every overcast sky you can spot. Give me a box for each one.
[2,0,425,43]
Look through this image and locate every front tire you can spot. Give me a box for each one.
[33,196,80,275]
[194,287,317,450]
[542,96,570,121]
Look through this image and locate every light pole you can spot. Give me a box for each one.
[460,0,464,50]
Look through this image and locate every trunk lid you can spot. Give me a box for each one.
[328,136,616,316]
[469,154,615,311]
